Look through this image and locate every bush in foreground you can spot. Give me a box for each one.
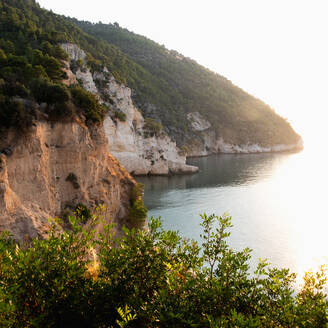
[0,213,327,327]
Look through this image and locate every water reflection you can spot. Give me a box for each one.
[136,149,328,281]
[137,152,293,209]
[188,153,291,187]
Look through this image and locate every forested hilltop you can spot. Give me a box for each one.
[0,0,155,130]
[74,20,301,147]
[0,0,300,149]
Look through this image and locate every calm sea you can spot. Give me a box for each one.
[137,147,328,283]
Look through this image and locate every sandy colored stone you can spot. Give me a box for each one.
[0,120,136,242]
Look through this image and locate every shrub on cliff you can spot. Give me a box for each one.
[128,183,147,226]
[30,78,69,105]
[70,86,106,123]
[31,50,67,82]
[143,117,163,137]
[0,98,34,130]
[114,110,127,122]
[65,172,80,189]
[0,213,327,327]
[41,41,69,62]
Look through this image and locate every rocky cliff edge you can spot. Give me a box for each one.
[0,120,137,242]
[61,43,199,175]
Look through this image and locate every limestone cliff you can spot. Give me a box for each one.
[61,43,302,176]
[186,112,303,156]
[101,78,198,175]
[0,120,136,242]
[61,43,302,163]
[61,43,198,175]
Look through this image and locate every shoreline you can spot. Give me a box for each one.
[130,143,304,176]
[186,146,304,159]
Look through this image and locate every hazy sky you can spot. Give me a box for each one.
[37,0,328,144]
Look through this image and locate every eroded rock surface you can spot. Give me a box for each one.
[187,112,211,132]
[60,43,198,175]
[101,78,198,175]
[61,43,86,62]
[0,120,136,242]
[60,43,303,162]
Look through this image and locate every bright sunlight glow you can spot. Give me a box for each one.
[36,0,328,279]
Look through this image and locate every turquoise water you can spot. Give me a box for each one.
[137,149,328,282]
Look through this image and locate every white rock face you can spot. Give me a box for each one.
[76,68,99,95]
[61,43,86,62]
[186,130,218,157]
[60,43,198,175]
[187,112,211,131]
[61,43,99,95]
[60,43,302,172]
[185,112,303,156]
[103,78,198,175]
[188,135,303,156]
[216,137,303,154]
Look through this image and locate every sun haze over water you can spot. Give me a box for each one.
[138,146,328,283]
[37,0,328,280]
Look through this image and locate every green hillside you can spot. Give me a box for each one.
[0,0,154,130]
[0,0,300,148]
[74,21,301,146]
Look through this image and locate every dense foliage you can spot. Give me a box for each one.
[70,86,106,122]
[74,21,300,146]
[0,0,141,129]
[0,0,300,146]
[0,213,327,327]
[128,183,148,226]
